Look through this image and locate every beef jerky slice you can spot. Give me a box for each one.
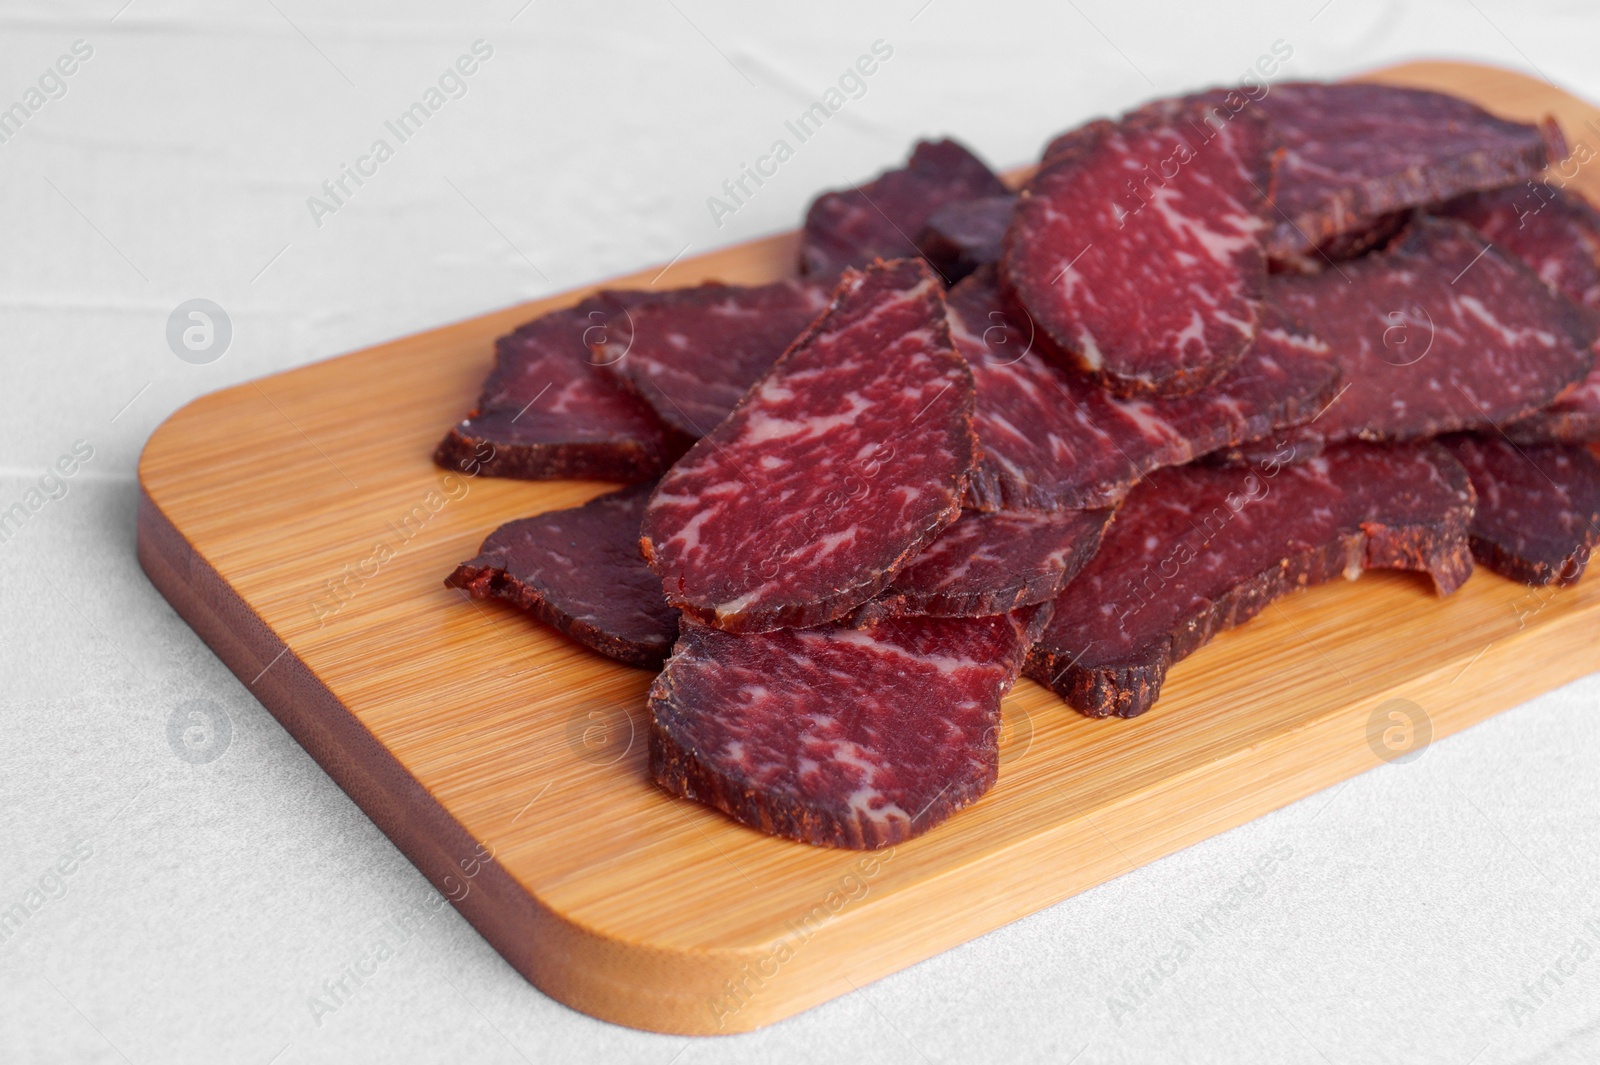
[650,606,1049,849]
[1206,433,1327,470]
[640,259,976,633]
[800,138,1009,279]
[1513,374,1600,444]
[916,194,1015,284]
[435,292,681,482]
[1442,185,1600,444]
[950,268,1339,510]
[445,483,679,668]
[1442,433,1600,586]
[589,279,830,439]
[1002,101,1269,397]
[1210,81,1565,268]
[854,506,1113,622]
[1274,217,1595,444]
[1027,442,1475,718]
[1443,185,1600,309]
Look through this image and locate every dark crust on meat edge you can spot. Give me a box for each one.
[1258,89,1566,264]
[1469,534,1597,588]
[444,562,675,669]
[1503,411,1600,446]
[1455,442,1600,587]
[1025,449,1477,719]
[1471,530,1598,586]
[647,706,995,850]
[432,427,681,484]
[639,260,979,634]
[648,607,1050,849]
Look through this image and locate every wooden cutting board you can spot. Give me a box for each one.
[138,61,1600,1035]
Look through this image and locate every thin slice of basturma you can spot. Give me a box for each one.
[641,258,976,633]
[800,138,1009,279]
[1441,433,1600,587]
[435,293,683,482]
[853,507,1112,623]
[1211,81,1566,269]
[1441,185,1600,444]
[916,194,1015,284]
[1445,185,1600,307]
[1026,442,1475,719]
[445,483,679,668]
[949,268,1339,511]
[649,606,1049,849]
[1273,217,1596,445]
[1002,100,1270,397]
[588,278,831,439]
[1510,374,1600,445]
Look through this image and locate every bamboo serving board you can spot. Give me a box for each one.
[138,61,1600,1035]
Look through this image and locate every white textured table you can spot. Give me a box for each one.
[3,2,1599,1061]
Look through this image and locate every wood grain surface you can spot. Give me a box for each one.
[137,61,1600,1035]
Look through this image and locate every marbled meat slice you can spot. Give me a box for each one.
[800,138,1008,279]
[1207,81,1565,268]
[949,268,1339,510]
[641,258,976,633]
[650,606,1049,848]
[1442,185,1600,309]
[445,483,679,668]
[435,293,682,482]
[1511,374,1600,444]
[1205,433,1326,470]
[589,278,830,439]
[916,194,1015,284]
[1274,217,1595,444]
[1441,185,1600,443]
[1026,442,1475,718]
[1441,433,1600,587]
[855,507,1112,622]
[1002,100,1269,397]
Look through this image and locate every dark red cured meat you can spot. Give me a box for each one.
[435,293,684,482]
[1511,373,1600,444]
[949,269,1339,511]
[445,483,679,668]
[854,507,1112,623]
[1305,210,1411,264]
[1205,433,1326,470]
[1026,442,1475,718]
[1440,185,1600,444]
[1002,101,1270,397]
[1273,217,1596,444]
[1442,185,1600,309]
[640,259,976,633]
[649,606,1049,849]
[800,139,1008,279]
[1441,433,1600,587]
[588,279,830,439]
[1202,81,1566,268]
[916,194,1015,284]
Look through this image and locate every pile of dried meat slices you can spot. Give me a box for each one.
[441,80,1600,850]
